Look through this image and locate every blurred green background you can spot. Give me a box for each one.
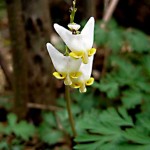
[0,0,150,149]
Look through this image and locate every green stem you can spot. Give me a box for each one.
[70,0,77,23]
[65,85,77,137]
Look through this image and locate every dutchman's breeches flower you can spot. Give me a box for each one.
[46,17,96,93]
[54,17,96,64]
[71,56,94,93]
[46,43,82,85]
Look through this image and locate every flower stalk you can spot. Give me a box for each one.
[64,0,77,138]
[65,85,77,137]
[70,0,77,23]
[46,0,96,138]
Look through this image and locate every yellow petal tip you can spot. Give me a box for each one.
[69,51,83,59]
[53,72,66,79]
[70,72,82,79]
[86,77,94,86]
[88,48,96,56]
[71,82,81,88]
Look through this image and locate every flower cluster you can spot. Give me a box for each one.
[46,17,96,93]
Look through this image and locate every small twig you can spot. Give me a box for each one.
[27,102,62,111]
[32,141,43,149]
[54,111,64,130]
[100,0,119,77]
[104,0,110,15]
[101,0,119,29]
[54,111,71,142]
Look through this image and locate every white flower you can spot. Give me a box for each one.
[54,17,96,64]
[71,56,94,93]
[46,43,82,85]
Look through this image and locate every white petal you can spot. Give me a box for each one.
[67,57,82,73]
[46,43,82,73]
[54,17,95,52]
[79,55,94,81]
[71,56,94,92]
[46,43,68,72]
[81,17,95,50]
[54,24,84,51]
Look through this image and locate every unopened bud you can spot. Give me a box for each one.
[68,23,80,31]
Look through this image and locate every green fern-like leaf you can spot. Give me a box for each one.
[0,141,9,150]
[38,122,63,144]
[3,113,17,135]
[124,29,150,52]
[121,90,143,108]
[100,107,133,126]
[123,128,150,144]
[95,26,108,46]
[142,55,150,76]
[13,120,35,140]
[7,113,17,127]
[42,112,57,127]
[74,107,134,150]
[107,29,123,52]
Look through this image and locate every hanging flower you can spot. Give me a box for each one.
[54,17,96,64]
[71,56,94,93]
[46,43,82,85]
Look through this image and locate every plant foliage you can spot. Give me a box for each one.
[74,19,150,150]
[0,113,35,140]
[1,18,150,149]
